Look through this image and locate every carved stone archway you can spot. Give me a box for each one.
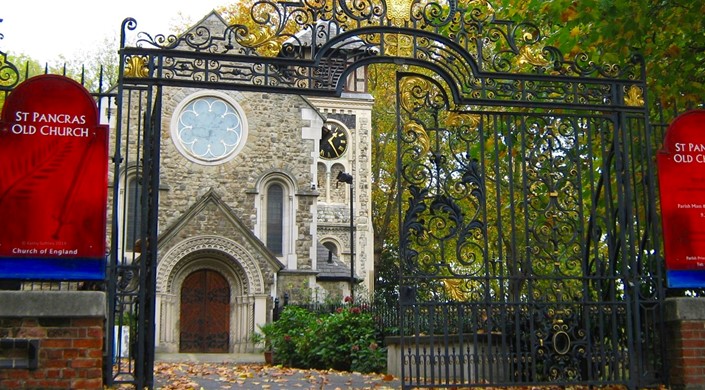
[157,235,265,295]
[155,235,268,353]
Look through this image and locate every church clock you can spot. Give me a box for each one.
[320,123,348,160]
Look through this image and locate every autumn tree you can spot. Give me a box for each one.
[496,0,705,107]
[369,63,404,295]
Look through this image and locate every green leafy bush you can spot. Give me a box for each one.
[258,306,315,366]
[261,304,387,373]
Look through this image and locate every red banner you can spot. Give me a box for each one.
[0,75,108,276]
[657,110,705,273]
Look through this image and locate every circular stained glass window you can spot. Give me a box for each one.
[172,93,247,165]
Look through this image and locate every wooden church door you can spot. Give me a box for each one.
[179,269,230,353]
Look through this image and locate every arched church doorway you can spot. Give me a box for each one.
[179,269,230,353]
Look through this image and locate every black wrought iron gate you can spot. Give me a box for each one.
[394,72,663,388]
[105,79,163,387]
[103,0,665,388]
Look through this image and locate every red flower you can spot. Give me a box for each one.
[369,342,378,350]
[350,307,361,314]
[284,335,291,342]
[336,307,344,313]
[344,296,353,303]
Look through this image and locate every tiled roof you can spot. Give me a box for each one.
[316,242,359,281]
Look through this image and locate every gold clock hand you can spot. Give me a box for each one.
[327,133,339,153]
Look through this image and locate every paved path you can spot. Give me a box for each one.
[154,353,400,389]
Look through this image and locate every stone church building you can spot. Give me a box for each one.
[112,12,374,353]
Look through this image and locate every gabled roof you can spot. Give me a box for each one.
[156,188,284,271]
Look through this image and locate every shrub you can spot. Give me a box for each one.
[259,306,315,366]
[264,304,387,373]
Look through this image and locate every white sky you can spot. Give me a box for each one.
[1,1,228,63]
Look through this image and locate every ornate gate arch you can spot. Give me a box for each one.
[107,0,664,388]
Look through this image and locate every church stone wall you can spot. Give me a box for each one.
[157,87,318,269]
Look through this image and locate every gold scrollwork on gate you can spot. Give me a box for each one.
[238,28,282,57]
[386,0,414,24]
[444,111,480,130]
[517,45,550,67]
[547,307,573,355]
[404,122,430,155]
[624,85,644,107]
[399,76,446,112]
[552,329,571,355]
[124,56,150,78]
[442,279,467,301]
[550,309,572,355]
[383,33,414,57]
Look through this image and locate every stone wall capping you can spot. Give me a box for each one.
[0,291,105,318]
[664,297,705,322]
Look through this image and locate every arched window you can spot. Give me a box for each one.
[119,171,143,256]
[266,183,284,255]
[257,174,296,266]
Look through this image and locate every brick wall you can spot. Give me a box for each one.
[0,291,105,390]
[665,298,705,390]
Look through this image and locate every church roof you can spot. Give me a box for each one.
[316,241,360,282]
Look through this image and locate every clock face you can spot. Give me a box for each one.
[174,96,244,164]
[320,123,348,160]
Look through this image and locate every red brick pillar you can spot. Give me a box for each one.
[665,297,705,390]
[0,291,105,390]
